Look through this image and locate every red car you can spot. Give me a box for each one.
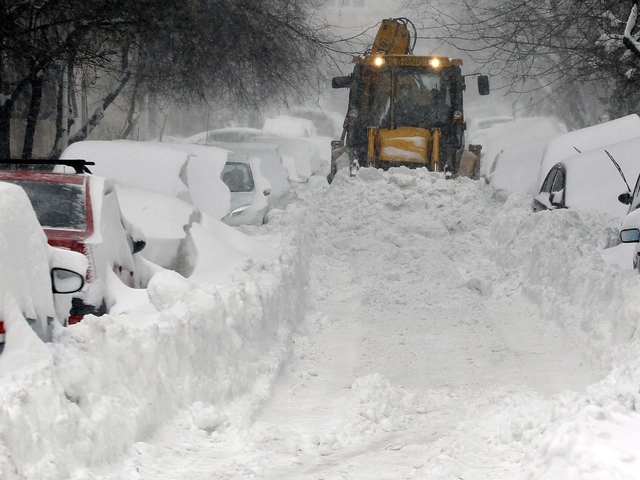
[0,160,146,324]
[0,181,86,353]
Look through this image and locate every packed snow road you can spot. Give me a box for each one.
[96,167,640,479]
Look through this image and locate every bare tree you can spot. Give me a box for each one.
[404,0,639,128]
[1,0,340,158]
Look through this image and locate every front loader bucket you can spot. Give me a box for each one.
[377,126,431,167]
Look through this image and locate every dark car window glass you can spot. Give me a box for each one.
[6,180,86,230]
[221,163,254,193]
[630,175,640,212]
[551,168,565,192]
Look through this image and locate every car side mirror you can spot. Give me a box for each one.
[51,268,85,294]
[332,75,352,89]
[549,191,562,207]
[620,228,640,243]
[619,192,633,205]
[478,75,490,96]
[263,188,271,197]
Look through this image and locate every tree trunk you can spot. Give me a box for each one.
[0,50,11,159]
[22,77,43,159]
[120,80,139,139]
[49,69,131,159]
[0,105,10,159]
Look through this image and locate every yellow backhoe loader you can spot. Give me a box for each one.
[329,18,490,182]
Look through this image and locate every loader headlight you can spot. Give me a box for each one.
[374,56,385,67]
[453,110,463,123]
[429,58,441,68]
[348,107,359,119]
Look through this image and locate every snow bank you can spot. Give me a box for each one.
[487,193,640,477]
[0,215,309,478]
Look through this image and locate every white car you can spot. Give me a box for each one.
[220,156,271,226]
[0,182,86,354]
[532,136,640,220]
[617,172,640,271]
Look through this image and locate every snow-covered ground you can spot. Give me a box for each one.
[4,159,640,478]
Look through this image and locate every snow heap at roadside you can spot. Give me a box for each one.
[4,161,640,478]
[0,193,309,478]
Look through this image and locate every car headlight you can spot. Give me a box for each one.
[229,204,251,217]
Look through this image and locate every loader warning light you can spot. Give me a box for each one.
[374,56,385,67]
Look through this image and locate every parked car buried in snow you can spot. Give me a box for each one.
[532,137,640,220]
[221,156,271,226]
[616,171,640,272]
[0,159,147,324]
[0,181,86,353]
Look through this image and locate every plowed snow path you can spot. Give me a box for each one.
[109,171,600,479]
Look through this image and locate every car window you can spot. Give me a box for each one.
[540,164,565,194]
[541,169,557,193]
[551,167,565,192]
[221,163,254,193]
[5,180,87,230]
[630,175,640,212]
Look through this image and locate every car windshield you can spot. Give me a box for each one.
[221,163,254,193]
[5,179,87,230]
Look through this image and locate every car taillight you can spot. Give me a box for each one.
[68,316,83,325]
[0,320,5,344]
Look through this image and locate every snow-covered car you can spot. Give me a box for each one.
[487,134,561,196]
[115,184,200,276]
[0,160,147,324]
[468,116,568,179]
[288,106,344,138]
[221,156,271,226]
[0,182,86,353]
[534,115,640,192]
[616,170,640,271]
[185,127,266,144]
[532,136,640,219]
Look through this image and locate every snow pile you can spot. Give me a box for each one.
[0,183,55,327]
[489,195,637,366]
[338,373,418,439]
[0,214,309,478]
[8,150,640,478]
